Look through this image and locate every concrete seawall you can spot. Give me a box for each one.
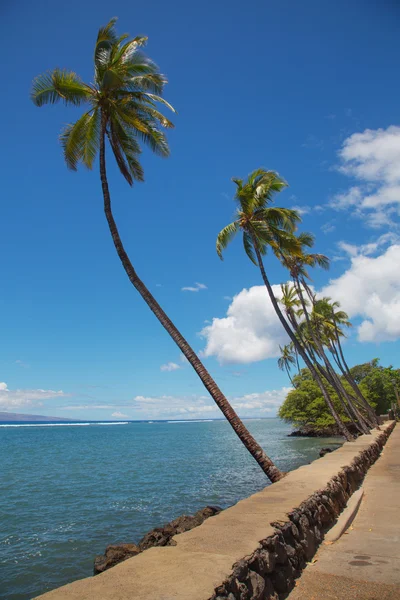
[35,422,395,600]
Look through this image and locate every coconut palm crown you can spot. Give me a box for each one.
[31,17,175,183]
[216,169,301,264]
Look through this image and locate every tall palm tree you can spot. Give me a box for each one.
[217,169,354,441]
[314,298,379,427]
[31,18,284,482]
[280,236,371,433]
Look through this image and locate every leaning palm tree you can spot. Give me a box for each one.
[281,236,371,434]
[278,344,297,387]
[314,298,379,427]
[280,234,372,434]
[217,170,354,441]
[31,19,284,482]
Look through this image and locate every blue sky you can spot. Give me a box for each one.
[1,0,400,420]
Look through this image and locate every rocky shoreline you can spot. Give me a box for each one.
[94,506,222,575]
[288,423,360,437]
[93,435,347,575]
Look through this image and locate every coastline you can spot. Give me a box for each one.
[34,422,396,600]
[0,419,353,600]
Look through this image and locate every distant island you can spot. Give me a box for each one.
[0,411,79,422]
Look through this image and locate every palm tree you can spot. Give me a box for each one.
[217,169,355,441]
[31,18,284,482]
[217,169,353,441]
[280,236,371,434]
[314,298,379,428]
[278,344,297,387]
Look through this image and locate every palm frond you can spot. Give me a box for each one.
[108,115,144,184]
[256,207,301,232]
[83,109,100,168]
[216,222,239,259]
[60,112,93,170]
[297,232,315,248]
[243,231,257,265]
[96,17,119,46]
[31,69,90,107]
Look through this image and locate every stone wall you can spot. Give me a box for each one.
[210,421,395,600]
[35,422,395,600]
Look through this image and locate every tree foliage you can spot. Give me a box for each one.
[350,360,400,415]
[277,362,398,429]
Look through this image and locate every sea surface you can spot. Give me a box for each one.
[0,419,342,600]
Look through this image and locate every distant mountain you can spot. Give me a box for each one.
[0,412,79,422]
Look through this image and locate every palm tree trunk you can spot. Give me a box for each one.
[98,120,283,482]
[251,241,354,441]
[332,319,380,428]
[330,341,379,427]
[285,364,296,388]
[293,279,371,434]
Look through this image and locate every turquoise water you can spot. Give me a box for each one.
[0,419,341,599]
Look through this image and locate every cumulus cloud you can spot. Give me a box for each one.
[337,232,399,258]
[321,244,400,342]
[231,388,291,412]
[111,411,129,419]
[331,126,400,227]
[131,387,290,419]
[160,362,181,372]
[200,285,289,364]
[181,282,207,292]
[0,383,68,411]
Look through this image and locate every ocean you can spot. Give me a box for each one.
[0,419,341,599]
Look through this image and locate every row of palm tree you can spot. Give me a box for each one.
[31,18,378,484]
[216,171,379,442]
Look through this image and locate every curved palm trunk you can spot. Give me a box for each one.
[332,320,380,428]
[98,123,283,483]
[285,364,296,388]
[295,279,369,432]
[314,360,367,434]
[294,280,371,434]
[330,342,378,425]
[251,242,354,441]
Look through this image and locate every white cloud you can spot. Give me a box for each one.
[337,233,399,258]
[130,387,290,419]
[331,126,400,228]
[200,285,289,364]
[321,221,336,234]
[181,282,208,292]
[111,411,129,419]
[160,362,181,372]
[0,383,68,411]
[231,388,291,412]
[291,205,310,216]
[321,244,400,342]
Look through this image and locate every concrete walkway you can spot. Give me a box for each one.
[288,425,400,600]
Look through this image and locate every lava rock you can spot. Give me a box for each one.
[94,543,140,575]
[94,505,222,575]
[319,447,333,457]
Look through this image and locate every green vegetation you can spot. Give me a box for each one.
[279,360,400,431]
[349,360,400,416]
